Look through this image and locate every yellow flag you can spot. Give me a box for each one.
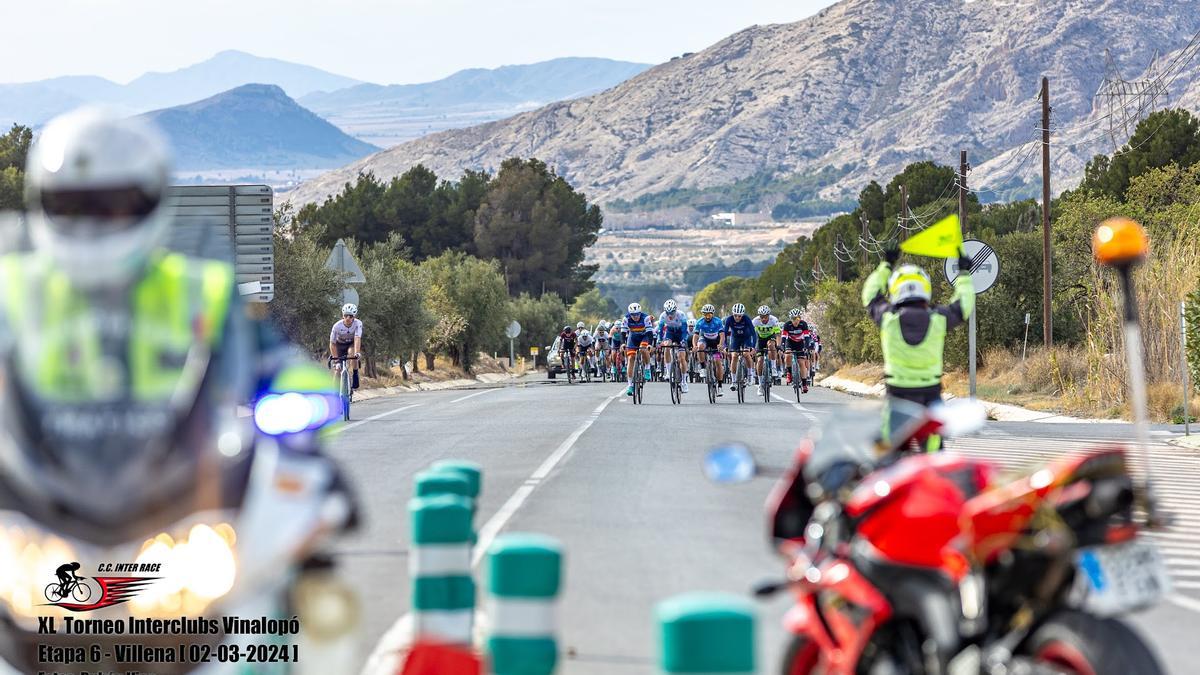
[900,214,963,259]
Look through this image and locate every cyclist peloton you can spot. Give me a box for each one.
[329,303,363,389]
[657,300,690,394]
[692,304,726,396]
[751,305,782,396]
[623,303,654,396]
[723,304,756,390]
[780,310,814,394]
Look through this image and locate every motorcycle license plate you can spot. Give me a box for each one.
[1073,541,1171,616]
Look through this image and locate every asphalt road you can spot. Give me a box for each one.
[327,374,1199,675]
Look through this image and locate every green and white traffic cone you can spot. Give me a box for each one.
[409,494,475,645]
[485,534,563,675]
[657,593,755,674]
[430,460,482,502]
[414,469,473,501]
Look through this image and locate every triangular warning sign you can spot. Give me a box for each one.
[324,239,366,284]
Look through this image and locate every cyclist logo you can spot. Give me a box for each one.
[43,562,158,612]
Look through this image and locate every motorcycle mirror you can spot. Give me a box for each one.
[928,398,987,437]
[702,443,757,484]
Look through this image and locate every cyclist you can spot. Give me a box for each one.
[623,303,654,396]
[329,303,363,390]
[0,107,351,554]
[576,328,596,377]
[863,247,975,451]
[812,332,822,375]
[751,305,782,396]
[692,304,726,396]
[558,325,577,376]
[657,300,690,394]
[780,310,814,394]
[594,321,613,377]
[612,318,629,379]
[723,303,756,390]
[55,561,83,599]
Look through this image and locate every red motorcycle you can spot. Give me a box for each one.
[707,398,1170,675]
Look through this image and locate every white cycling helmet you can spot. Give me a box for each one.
[580,329,590,337]
[888,264,932,305]
[757,305,771,316]
[687,318,697,327]
[628,302,641,314]
[342,303,358,316]
[576,321,586,329]
[788,308,802,319]
[598,321,609,330]
[731,303,746,316]
[620,319,629,329]
[663,299,678,313]
[25,106,172,288]
[701,304,716,314]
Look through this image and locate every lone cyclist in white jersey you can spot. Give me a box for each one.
[329,303,363,389]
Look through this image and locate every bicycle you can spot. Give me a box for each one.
[786,348,810,401]
[703,349,721,404]
[45,578,92,603]
[729,348,749,404]
[754,345,773,403]
[328,354,359,421]
[663,345,686,405]
[629,349,646,404]
[563,348,576,385]
[597,346,610,382]
[580,349,593,383]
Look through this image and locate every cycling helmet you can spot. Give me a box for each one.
[621,319,629,329]
[598,321,609,331]
[687,319,697,328]
[628,302,641,314]
[663,299,678,313]
[888,264,932,305]
[25,106,172,288]
[701,304,716,314]
[788,308,802,319]
[580,329,590,337]
[563,325,573,331]
[757,305,771,317]
[577,321,586,329]
[342,303,358,316]
[731,303,746,316]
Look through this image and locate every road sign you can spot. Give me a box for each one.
[505,321,522,339]
[943,239,1000,294]
[530,346,539,356]
[325,239,366,284]
[167,185,275,302]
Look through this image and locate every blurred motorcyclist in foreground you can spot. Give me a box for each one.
[0,107,357,674]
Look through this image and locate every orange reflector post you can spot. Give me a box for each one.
[1093,217,1149,266]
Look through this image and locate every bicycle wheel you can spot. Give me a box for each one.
[634,355,644,404]
[567,354,575,384]
[342,368,351,421]
[761,357,771,403]
[735,357,745,404]
[707,363,717,404]
[44,583,63,602]
[670,361,681,405]
[71,581,92,603]
[793,355,802,402]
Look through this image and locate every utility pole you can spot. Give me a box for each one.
[1041,76,1054,348]
[899,184,909,242]
[860,216,869,271]
[959,149,976,397]
[958,150,969,236]
[835,234,844,282]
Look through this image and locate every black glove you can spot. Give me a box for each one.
[957,252,973,275]
[884,245,900,266]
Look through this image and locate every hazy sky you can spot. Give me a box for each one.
[1,1,836,85]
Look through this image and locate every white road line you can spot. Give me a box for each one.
[361,390,623,675]
[450,388,501,404]
[1168,594,1200,613]
[334,404,422,433]
[771,392,818,421]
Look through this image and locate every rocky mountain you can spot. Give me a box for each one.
[1,51,362,126]
[298,58,651,148]
[285,0,1200,209]
[141,84,378,170]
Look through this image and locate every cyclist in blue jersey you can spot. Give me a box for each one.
[658,299,690,394]
[724,303,756,390]
[691,303,726,396]
[624,303,654,396]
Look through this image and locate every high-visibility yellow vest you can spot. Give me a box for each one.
[0,251,233,402]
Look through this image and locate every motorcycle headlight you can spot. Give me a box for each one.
[0,523,81,620]
[129,523,238,616]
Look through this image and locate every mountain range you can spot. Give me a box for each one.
[141,84,379,171]
[283,0,1200,209]
[0,50,362,126]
